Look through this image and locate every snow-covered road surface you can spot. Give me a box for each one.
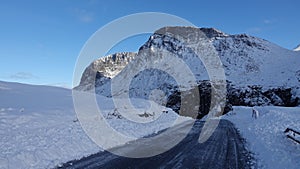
[58,119,253,169]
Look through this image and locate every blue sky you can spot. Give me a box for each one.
[0,0,299,88]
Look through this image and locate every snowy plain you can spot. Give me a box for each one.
[0,81,187,169]
[1,80,300,169]
[223,106,300,169]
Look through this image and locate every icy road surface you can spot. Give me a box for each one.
[58,120,253,169]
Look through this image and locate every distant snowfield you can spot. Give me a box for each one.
[223,106,300,169]
[0,81,187,169]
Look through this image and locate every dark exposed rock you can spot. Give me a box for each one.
[166,81,232,119]
[198,27,228,38]
[166,80,299,119]
[227,83,300,107]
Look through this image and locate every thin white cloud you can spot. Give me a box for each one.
[263,19,277,25]
[80,15,93,23]
[246,19,277,34]
[73,8,94,23]
[9,72,39,80]
[264,19,271,24]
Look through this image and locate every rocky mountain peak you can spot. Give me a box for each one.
[89,52,136,78]
[76,52,136,90]
[154,26,228,39]
[199,27,229,38]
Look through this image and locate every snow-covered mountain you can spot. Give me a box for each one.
[294,44,300,51]
[138,27,300,88]
[76,26,300,117]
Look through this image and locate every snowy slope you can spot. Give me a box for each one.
[0,81,99,168]
[0,81,73,111]
[215,35,300,88]
[0,81,185,168]
[141,27,300,88]
[224,106,300,169]
[294,44,300,51]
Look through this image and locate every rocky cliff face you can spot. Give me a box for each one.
[76,52,136,92]
[76,27,300,118]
